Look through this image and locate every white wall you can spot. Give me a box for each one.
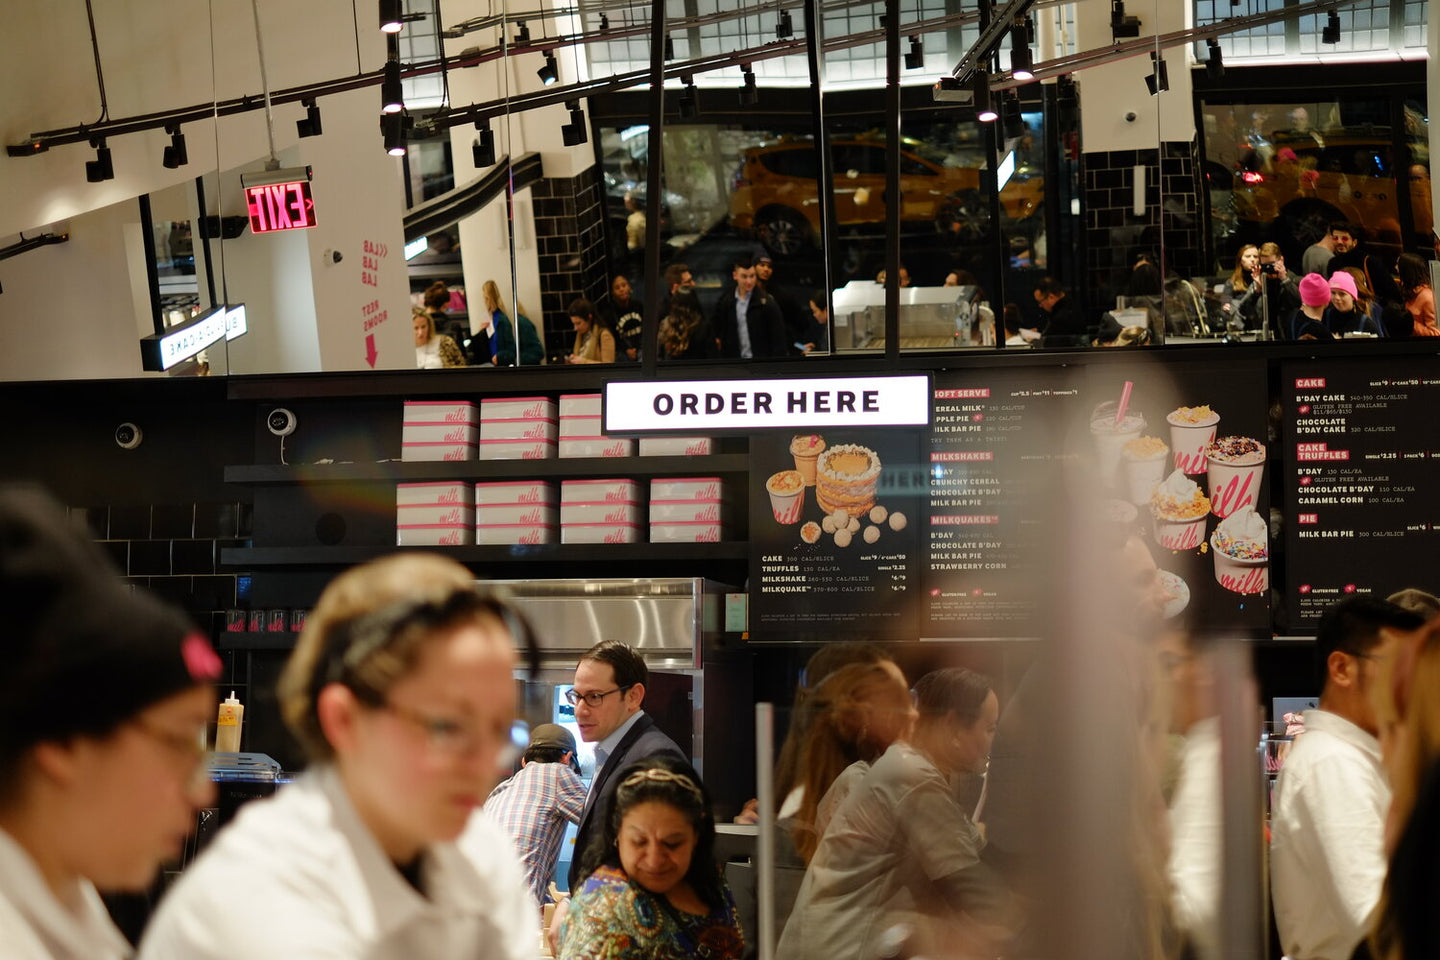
[1074,0,1196,153]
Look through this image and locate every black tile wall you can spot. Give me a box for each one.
[151,503,194,538]
[172,539,216,575]
[129,540,171,576]
[531,168,611,357]
[109,504,151,539]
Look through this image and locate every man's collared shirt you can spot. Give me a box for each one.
[735,291,754,359]
[593,710,646,788]
[483,762,586,904]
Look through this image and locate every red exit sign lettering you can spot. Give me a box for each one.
[246,181,317,234]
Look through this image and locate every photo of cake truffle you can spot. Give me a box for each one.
[816,444,883,518]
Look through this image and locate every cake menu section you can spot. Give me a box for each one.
[1282,359,1440,629]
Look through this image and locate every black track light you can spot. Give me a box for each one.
[538,51,558,84]
[1205,38,1224,79]
[381,113,408,156]
[1002,93,1025,139]
[296,98,323,138]
[739,65,759,106]
[1110,0,1141,39]
[678,76,699,120]
[1056,74,1079,131]
[562,107,588,146]
[904,36,924,70]
[162,123,188,169]
[1010,22,1034,80]
[1322,8,1341,43]
[473,121,496,167]
[85,138,114,182]
[379,0,402,33]
[599,13,609,32]
[664,36,675,60]
[381,59,404,114]
[514,21,530,44]
[776,9,793,39]
[974,76,996,122]
[1145,51,1169,95]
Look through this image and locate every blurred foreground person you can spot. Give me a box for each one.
[1271,597,1424,960]
[559,755,743,959]
[140,554,538,959]
[0,488,222,960]
[778,668,1012,960]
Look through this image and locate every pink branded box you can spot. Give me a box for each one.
[397,503,475,526]
[402,422,480,445]
[403,400,478,424]
[561,502,643,525]
[476,503,559,527]
[396,523,475,546]
[481,396,556,422]
[559,436,635,459]
[402,440,478,462]
[475,481,555,505]
[562,522,640,544]
[397,482,473,507]
[476,523,558,545]
[559,393,603,418]
[561,479,640,504]
[478,438,556,461]
[650,477,725,501]
[650,521,725,543]
[482,418,558,442]
[639,436,714,456]
[649,499,727,523]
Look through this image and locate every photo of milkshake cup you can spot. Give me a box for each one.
[1121,436,1170,505]
[766,469,806,524]
[1150,469,1210,551]
[1166,405,1220,475]
[790,434,827,487]
[1090,411,1146,487]
[1210,507,1269,594]
[1206,436,1266,518]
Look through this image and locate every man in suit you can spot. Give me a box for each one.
[713,256,789,359]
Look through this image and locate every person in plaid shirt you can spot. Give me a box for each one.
[484,724,586,904]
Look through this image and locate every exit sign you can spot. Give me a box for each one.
[245,180,317,234]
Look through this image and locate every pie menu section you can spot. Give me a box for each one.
[1283,359,1440,629]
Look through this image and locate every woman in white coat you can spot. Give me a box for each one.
[0,488,223,960]
[139,553,540,959]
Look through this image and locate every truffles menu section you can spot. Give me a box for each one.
[748,430,924,636]
[1282,360,1440,629]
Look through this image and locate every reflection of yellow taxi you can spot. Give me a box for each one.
[730,136,1042,255]
[1231,128,1431,251]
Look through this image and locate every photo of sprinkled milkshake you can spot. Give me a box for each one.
[1206,436,1266,518]
[1210,507,1269,594]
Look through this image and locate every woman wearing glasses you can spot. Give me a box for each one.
[140,554,538,959]
[559,755,744,959]
[0,488,222,960]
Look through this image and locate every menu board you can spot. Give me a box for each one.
[925,361,1272,637]
[1282,359,1440,629]
[748,428,924,637]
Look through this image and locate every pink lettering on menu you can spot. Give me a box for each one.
[1220,567,1268,594]
[1210,472,1256,517]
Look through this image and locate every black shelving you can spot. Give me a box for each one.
[215,631,299,650]
[224,454,751,485]
[221,541,748,568]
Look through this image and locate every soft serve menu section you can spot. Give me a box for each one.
[1282,359,1440,629]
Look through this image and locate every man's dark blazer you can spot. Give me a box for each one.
[567,712,685,889]
[712,286,790,359]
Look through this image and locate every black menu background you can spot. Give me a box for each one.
[1282,358,1440,630]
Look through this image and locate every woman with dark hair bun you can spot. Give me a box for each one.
[560,754,743,959]
[656,286,717,361]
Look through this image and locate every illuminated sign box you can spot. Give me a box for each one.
[225,303,247,341]
[604,375,931,434]
[242,166,317,234]
[139,306,227,371]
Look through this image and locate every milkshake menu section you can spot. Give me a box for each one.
[1282,361,1440,629]
[748,429,923,636]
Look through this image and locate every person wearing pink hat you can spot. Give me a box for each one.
[1291,273,1338,340]
[1325,270,1382,336]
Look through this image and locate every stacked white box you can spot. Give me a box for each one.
[475,480,557,544]
[559,436,635,458]
[483,396,557,421]
[558,393,632,459]
[559,393,603,418]
[479,397,557,460]
[649,477,729,543]
[401,401,479,462]
[561,479,641,544]
[396,481,475,545]
[479,437,557,460]
[638,436,715,456]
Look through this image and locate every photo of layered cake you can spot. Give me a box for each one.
[1210,506,1269,594]
[816,443,883,518]
[1150,468,1211,550]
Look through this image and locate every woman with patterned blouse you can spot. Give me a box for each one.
[559,755,743,959]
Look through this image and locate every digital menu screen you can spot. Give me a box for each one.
[1282,359,1440,629]
[748,429,924,637]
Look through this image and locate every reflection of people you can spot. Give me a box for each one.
[1033,276,1086,346]
[624,193,646,252]
[603,276,644,361]
[1397,253,1439,337]
[875,265,911,287]
[1290,274,1337,340]
[482,280,544,366]
[559,756,744,960]
[803,290,831,354]
[0,488,222,960]
[713,257,788,359]
[483,723,585,905]
[657,287,717,361]
[1323,271,1382,336]
[140,555,539,958]
[413,307,467,368]
[756,254,809,353]
[565,299,617,364]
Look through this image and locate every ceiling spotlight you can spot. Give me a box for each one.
[162,123,188,169]
[1145,51,1169,95]
[473,121,495,166]
[974,76,997,122]
[382,113,407,156]
[514,21,530,44]
[1322,8,1341,43]
[599,12,610,32]
[678,76,699,120]
[1110,0,1141,39]
[537,51,559,84]
[739,65,759,106]
[904,36,924,71]
[1002,93,1025,139]
[776,9,794,39]
[664,35,675,60]
[1010,21,1034,81]
[85,138,114,182]
[562,107,588,146]
[381,59,404,114]
[296,98,323,138]
[1205,38,1224,79]
[379,0,402,33]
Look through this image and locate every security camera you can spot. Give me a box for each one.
[266,408,297,437]
[1124,111,1138,123]
[114,422,143,450]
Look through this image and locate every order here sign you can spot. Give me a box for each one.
[604,375,931,433]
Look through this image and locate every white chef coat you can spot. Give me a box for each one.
[1167,717,1221,960]
[138,766,537,960]
[1270,708,1390,960]
[0,827,133,960]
